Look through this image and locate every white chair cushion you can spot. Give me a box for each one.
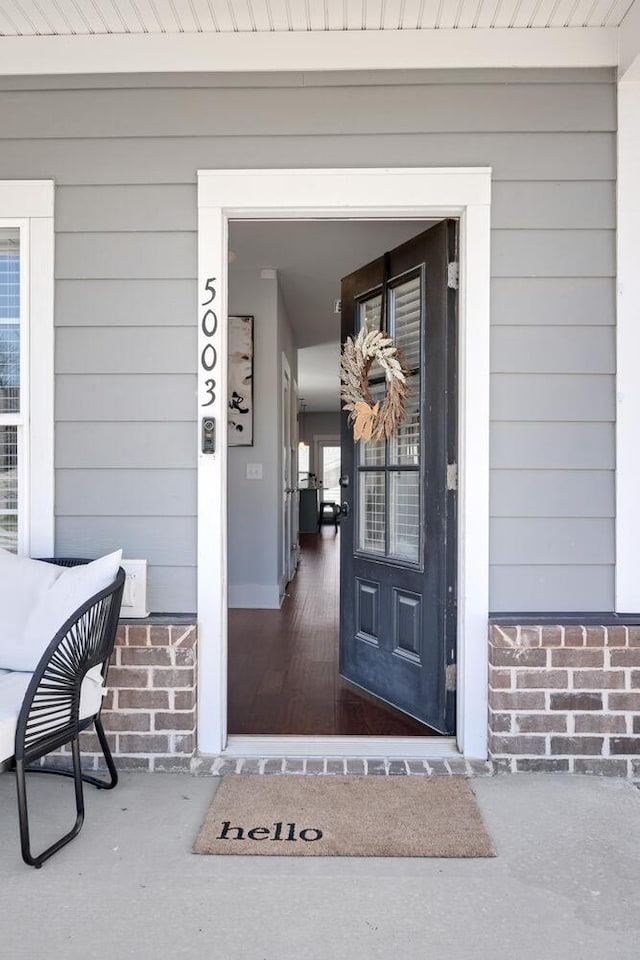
[0,549,63,648]
[0,550,122,672]
[0,666,105,764]
[0,672,32,763]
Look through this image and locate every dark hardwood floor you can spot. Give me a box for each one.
[227,529,439,736]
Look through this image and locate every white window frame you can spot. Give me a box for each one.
[314,435,341,502]
[0,181,54,558]
[197,167,491,760]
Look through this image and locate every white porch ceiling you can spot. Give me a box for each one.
[0,0,635,37]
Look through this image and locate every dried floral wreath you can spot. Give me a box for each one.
[340,327,410,443]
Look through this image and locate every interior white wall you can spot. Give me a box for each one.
[277,283,297,594]
[227,267,299,609]
[227,267,281,609]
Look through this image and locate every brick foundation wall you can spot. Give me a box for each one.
[55,623,197,773]
[489,624,640,777]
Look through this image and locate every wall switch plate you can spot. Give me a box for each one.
[246,463,263,480]
[121,558,150,618]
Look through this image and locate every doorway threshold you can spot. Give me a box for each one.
[222,735,460,759]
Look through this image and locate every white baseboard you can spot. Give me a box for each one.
[228,584,282,609]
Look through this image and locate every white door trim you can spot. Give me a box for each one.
[197,167,491,760]
[615,79,640,612]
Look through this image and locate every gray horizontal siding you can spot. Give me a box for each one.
[57,375,197,421]
[56,516,196,567]
[491,327,615,374]
[56,181,615,233]
[56,279,196,327]
[0,69,615,612]
[491,182,616,230]
[56,327,196,373]
[490,375,614,421]
[55,423,196,470]
[56,233,196,280]
[490,470,614,518]
[491,230,615,278]
[490,565,614,613]
[491,518,614,566]
[491,423,614,470]
[0,84,615,138]
[491,278,615,326]
[56,469,196,517]
[0,134,616,185]
[56,185,197,232]
[147,567,196,614]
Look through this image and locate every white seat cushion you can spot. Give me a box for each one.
[0,549,63,648]
[0,672,31,763]
[0,666,105,764]
[0,550,122,673]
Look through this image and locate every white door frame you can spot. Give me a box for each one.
[281,351,293,590]
[197,167,491,760]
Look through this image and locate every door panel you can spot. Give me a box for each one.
[339,222,457,734]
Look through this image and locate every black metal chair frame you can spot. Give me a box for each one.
[9,560,125,868]
[318,500,341,532]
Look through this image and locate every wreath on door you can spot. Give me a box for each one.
[340,327,410,443]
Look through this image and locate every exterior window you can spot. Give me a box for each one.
[320,444,341,502]
[0,228,21,551]
[0,180,54,558]
[297,442,310,487]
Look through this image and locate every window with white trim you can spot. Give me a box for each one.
[0,181,54,558]
[0,227,24,551]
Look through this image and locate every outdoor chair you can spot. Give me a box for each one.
[0,557,125,868]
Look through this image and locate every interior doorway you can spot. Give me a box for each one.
[225,219,456,738]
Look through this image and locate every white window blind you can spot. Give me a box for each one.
[0,228,21,552]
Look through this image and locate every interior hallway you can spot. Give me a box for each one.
[227,528,437,736]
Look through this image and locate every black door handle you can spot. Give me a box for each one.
[339,475,350,488]
[340,501,351,519]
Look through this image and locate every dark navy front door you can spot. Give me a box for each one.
[339,222,457,734]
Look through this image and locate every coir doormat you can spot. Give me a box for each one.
[193,775,494,858]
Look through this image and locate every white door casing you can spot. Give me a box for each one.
[281,352,293,590]
[197,168,491,759]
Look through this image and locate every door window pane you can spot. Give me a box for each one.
[390,378,420,466]
[360,380,386,466]
[358,471,385,555]
[390,274,421,371]
[359,293,386,379]
[0,424,18,551]
[389,471,420,563]
[359,294,381,332]
[354,273,423,567]
[0,229,20,414]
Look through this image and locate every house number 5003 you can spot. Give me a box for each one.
[201,277,218,407]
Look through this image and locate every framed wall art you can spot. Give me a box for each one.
[228,315,254,446]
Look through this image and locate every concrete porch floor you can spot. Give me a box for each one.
[0,772,638,959]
